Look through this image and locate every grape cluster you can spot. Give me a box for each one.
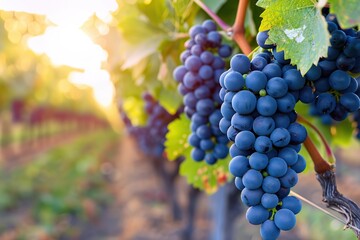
[304,15,360,121]
[173,20,232,164]
[220,51,307,239]
[353,77,360,139]
[120,93,182,157]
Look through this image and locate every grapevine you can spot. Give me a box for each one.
[110,0,360,239]
[173,19,232,164]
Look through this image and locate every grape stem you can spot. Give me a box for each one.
[304,136,360,238]
[303,136,332,174]
[192,0,252,55]
[192,0,231,32]
[297,115,335,163]
[232,0,252,55]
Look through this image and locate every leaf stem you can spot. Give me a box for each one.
[303,136,332,174]
[231,0,252,55]
[192,0,231,32]
[297,115,335,164]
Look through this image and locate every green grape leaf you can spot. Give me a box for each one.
[165,113,192,161]
[171,0,195,22]
[202,0,227,13]
[157,86,183,115]
[165,114,232,193]
[257,0,330,75]
[328,0,360,29]
[179,152,232,194]
[122,97,147,126]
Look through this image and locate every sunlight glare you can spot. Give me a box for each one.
[0,0,118,26]
[28,26,108,70]
[69,69,115,108]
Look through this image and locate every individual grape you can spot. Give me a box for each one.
[278,147,298,166]
[218,44,232,58]
[270,128,291,147]
[235,130,256,150]
[318,60,337,76]
[246,71,268,93]
[262,63,282,79]
[242,169,264,190]
[262,176,281,194]
[266,77,288,98]
[229,155,250,177]
[276,93,296,113]
[241,188,264,206]
[235,177,245,191]
[273,210,296,232]
[283,69,306,91]
[231,113,254,131]
[299,85,315,104]
[305,64,322,81]
[261,193,279,209]
[279,168,298,188]
[315,93,336,114]
[232,90,257,114]
[330,30,347,48]
[249,152,269,170]
[281,196,302,214]
[257,95,278,116]
[329,70,351,91]
[246,205,270,225]
[273,48,290,65]
[336,53,356,71]
[254,136,273,153]
[230,54,251,74]
[339,93,360,112]
[224,71,245,91]
[287,123,307,145]
[251,56,268,71]
[260,220,280,240]
[257,31,275,49]
[267,157,288,177]
[191,148,206,161]
[253,116,275,136]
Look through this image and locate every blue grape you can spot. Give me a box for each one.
[252,116,275,136]
[229,155,250,177]
[249,152,269,170]
[246,70,268,92]
[281,196,302,214]
[231,113,254,131]
[267,157,288,177]
[254,136,273,153]
[261,193,279,209]
[256,31,275,49]
[262,176,281,194]
[266,77,288,98]
[242,169,263,189]
[246,205,270,225]
[230,54,251,74]
[241,188,264,206]
[257,95,278,116]
[274,209,296,231]
[260,220,280,240]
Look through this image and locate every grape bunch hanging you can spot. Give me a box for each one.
[219,48,307,238]
[221,13,360,240]
[173,19,232,164]
[120,93,182,158]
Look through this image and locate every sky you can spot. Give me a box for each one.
[0,0,118,107]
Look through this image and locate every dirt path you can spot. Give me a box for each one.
[87,135,212,240]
